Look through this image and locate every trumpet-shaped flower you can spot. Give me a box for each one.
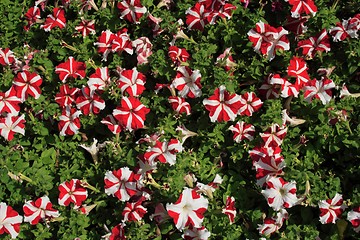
[0,202,23,239]
[55,57,86,83]
[144,139,183,166]
[347,206,360,232]
[0,114,26,141]
[303,78,335,105]
[23,196,60,225]
[222,196,237,224]
[318,193,346,224]
[228,121,255,143]
[117,68,146,97]
[13,70,42,100]
[166,187,209,230]
[58,179,88,208]
[182,226,211,239]
[117,0,147,24]
[122,197,147,222]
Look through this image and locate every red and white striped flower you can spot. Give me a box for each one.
[285,0,317,18]
[247,21,290,61]
[87,67,111,91]
[144,139,183,166]
[260,124,287,149]
[117,0,147,24]
[258,74,280,100]
[186,3,209,31]
[168,96,191,115]
[13,70,42,100]
[222,196,236,224]
[253,152,286,187]
[0,114,26,141]
[55,84,79,108]
[261,176,298,211]
[228,121,255,143]
[113,97,150,131]
[94,30,115,61]
[269,75,299,98]
[105,222,126,240]
[40,7,66,32]
[347,206,360,233]
[195,174,223,199]
[122,197,147,222]
[238,92,263,116]
[104,167,140,202]
[329,16,360,42]
[101,115,123,134]
[284,16,308,35]
[117,68,146,97]
[58,107,82,136]
[249,146,283,164]
[0,48,16,66]
[203,85,241,122]
[166,187,209,230]
[0,202,23,239]
[58,179,88,208]
[75,19,95,38]
[258,209,288,236]
[76,86,105,115]
[0,88,21,116]
[132,37,153,65]
[297,29,331,59]
[112,28,133,55]
[303,78,335,105]
[23,196,60,225]
[182,226,211,240]
[171,66,202,98]
[319,193,346,224]
[168,46,190,65]
[55,57,86,83]
[287,56,310,88]
[24,6,41,31]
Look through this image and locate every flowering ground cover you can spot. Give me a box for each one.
[0,0,359,239]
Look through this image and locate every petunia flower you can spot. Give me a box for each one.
[203,85,241,122]
[55,84,80,108]
[104,167,140,202]
[58,106,82,136]
[285,0,317,18]
[347,206,360,232]
[117,68,146,97]
[195,174,223,199]
[269,74,299,98]
[182,226,211,239]
[75,19,95,38]
[216,47,237,72]
[117,0,147,24]
[58,179,88,208]
[24,6,41,31]
[287,56,310,88]
[168,97,191,115]
[0,88,21,116]
[112,28,133,55]
[258,74,281,100]
[284,15,308,36]
[166,187,209,230]
[0,202,23,239]
[253,151,286,187]
[185,3,209,31]
[112,97,150,131]
[257,209,288,236]
[222,196,237,224]
[0,114,26,141]
[102,222,126,240]
[318,193,346,224]
[0,48,16,66]
[297,29,330,59]
[101,114,123,134]
[171,66,202,98]
[23,196,60,225]
[55,57,86,83]
[87,67,111,91]
[303,78,335,105]
[261,176,298,211]
[176,125,198,143]
[168,46,190,65]
[247,21,290,61]
[132,37,153,65]
[76,86,105,115]
[13,70,43,101]
[260,123,287,149]
[40,7,66,32]
[144,139,183,166]
[238,92,263,116]
[122,197,147,222]
[228,121,255,143]
[79,138,107,164]
[94,30,116,61]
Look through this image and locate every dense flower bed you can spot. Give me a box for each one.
[0,0,359,239]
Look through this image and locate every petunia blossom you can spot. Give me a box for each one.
[297,29,330,59]
[166,187,209,230]
[182,226,211,239]
[58,179,88,208]
[222,196,236,224]
[13,70,42,101]
[203,85,241,122]
[122,197,147,222]
[347,206,360,233]
[228,121,255,143]
[261,176,298,211]
[23,196,60,225]
[318,193,346,224]
[55,57,86,83]
[40,8,66,32]
[0,202,23,239]
[117,0,147,24]
[0,114,26,141]
[303,78,335,105]
[144,139,183,166]
[117,68,146,97]
[58,107,82,136]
